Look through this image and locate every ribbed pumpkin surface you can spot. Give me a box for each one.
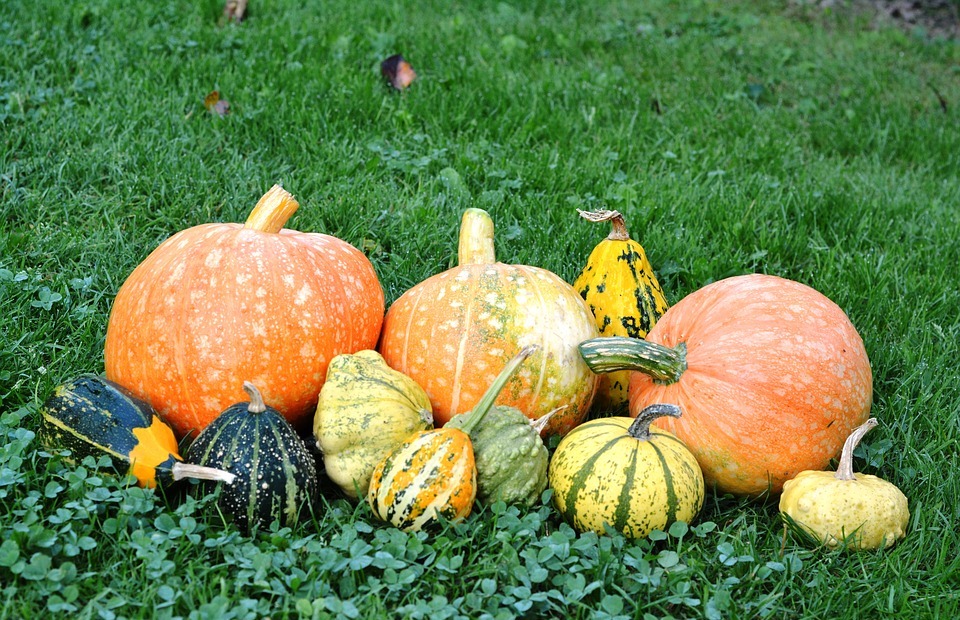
[628,274,872,495]
[186,394,318,533]
[379,263,598,436]
[105,187,384,437]
[367,428,476,532]
[549,416,703,539]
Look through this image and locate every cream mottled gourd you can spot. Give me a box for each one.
[779,418,909,550]
[579,273,872,496]
[105,185,384,437]
[313,350,434,499]
[186,382,318,533]
[548,404,704,539]
[378,208,598,437]
[573,209,668,414]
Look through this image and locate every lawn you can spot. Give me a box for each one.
[2,0,959,618]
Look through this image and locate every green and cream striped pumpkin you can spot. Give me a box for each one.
[367,428,476,532]
[548,404,704,539]
[186,382,318,533]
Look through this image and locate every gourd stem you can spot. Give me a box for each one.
[531,406,566,436]
[171,462,237,484]
[455,345,538,436]
[835,418,878,481]
[578,337,686,384]
[244,185,300,234]
[458,208,497,266]
[242,381,268,414]
[627,404,682,440]
[577,209,630,241]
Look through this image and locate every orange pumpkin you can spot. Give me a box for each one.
[378,208,598,437]
[104,185,384,437]
[579,273,872,496]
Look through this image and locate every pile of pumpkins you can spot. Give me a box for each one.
[40,185,909,551]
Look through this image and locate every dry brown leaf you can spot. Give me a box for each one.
[223,0,248,23]
[381,54,417,90]
[204,91,231,117]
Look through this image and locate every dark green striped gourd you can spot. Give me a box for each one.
[40,375,235,488]
[548,404,704,539]
[186,382,318,533]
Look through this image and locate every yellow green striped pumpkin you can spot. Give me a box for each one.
[548,404,703,539]
[367,428,476,532]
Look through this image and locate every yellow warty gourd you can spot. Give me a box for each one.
[573,209,668,414]
[779,418,909,550]
[313,350,434,499]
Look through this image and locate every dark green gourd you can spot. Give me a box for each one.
[186,382,318,532]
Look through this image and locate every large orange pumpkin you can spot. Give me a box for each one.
[579,273,872,496]
[104,185,384,437]
[378,208,598,437]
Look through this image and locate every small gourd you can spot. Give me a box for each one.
[573,209,668,414]
[445,346,550,507]
[40,375,235,488]
[186,382,319,533]
[313,350,434,499]
[779,418,909,550]
[367,346,542,530]
[548,404,704,539]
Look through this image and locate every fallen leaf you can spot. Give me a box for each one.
[381,54,417,90]
[223,0,248,23]
[204,91,231,117]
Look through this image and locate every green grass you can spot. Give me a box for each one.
[2,0,960,617]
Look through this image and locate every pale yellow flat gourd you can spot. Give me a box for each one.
[779,418,909,550]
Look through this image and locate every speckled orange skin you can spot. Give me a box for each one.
[378,262,599,437]
[105,224,384,438]
[629,274,872,496]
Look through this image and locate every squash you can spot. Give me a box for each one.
[779,418,909,550]
[579,273,873,496]
[445,346,550,506]
[548,404,704,539]
[186,382,319,533]
[378,207,598,437]
[104,185,385,437]
[313,350,434,499]
[367,346,537,529]
[40,375,235,488]
[573,209,669,414]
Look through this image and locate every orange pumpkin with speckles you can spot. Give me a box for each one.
[104,185,384,437]
[579,274,872,496]
[378,208,599,437]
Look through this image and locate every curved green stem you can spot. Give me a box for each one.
[454,345,537,436]
[627,404,682,440]
[578,337,686,384]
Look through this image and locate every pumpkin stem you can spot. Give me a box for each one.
[578,337,686,384]
[244,185,300,234]
[242,381,268,414]
[531,405,566,436]
[170,462,237,484]
[454,345,538,436]
[458,208,497,266]
[577,209,630,241]
[627,403,682,440]
[835,417,878,481]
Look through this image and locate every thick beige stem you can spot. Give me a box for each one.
[244,185,300,233]
[458,208,497,265]
[835,418,878,481]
